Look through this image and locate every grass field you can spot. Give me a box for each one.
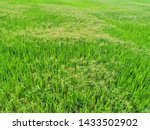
[0,0,150,112]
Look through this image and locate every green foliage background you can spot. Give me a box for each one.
[0,0,150,112]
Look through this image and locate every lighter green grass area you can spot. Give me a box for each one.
[0,0,150,112]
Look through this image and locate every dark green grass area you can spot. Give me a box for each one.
[0,0,150,112]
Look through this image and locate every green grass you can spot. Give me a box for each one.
[0,0,150,112]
